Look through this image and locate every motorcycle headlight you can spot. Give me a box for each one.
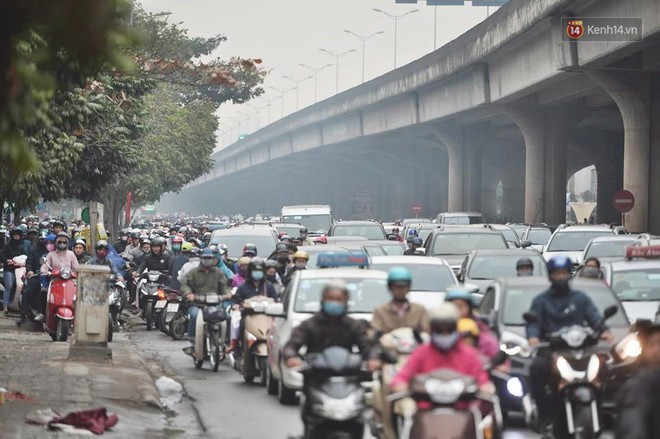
[561,328,589,348]
[425,378,466,404]
[615,333,642,360]
[506,377,524,398]
[587,354,600,382]
[61,268,71,280]
[556,356,586,382]
[148,273,159,282]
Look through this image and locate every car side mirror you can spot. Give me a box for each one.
[603,305,618,320]
[463,283,479,294]
[414,248,425,256]
[523,312,539,323]
[521,240,532,248]
[265,302,285,317]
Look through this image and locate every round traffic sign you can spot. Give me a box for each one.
[411,202,423,213]
[613,190,635,213]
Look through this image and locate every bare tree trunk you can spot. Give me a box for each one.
[13,199,22,225]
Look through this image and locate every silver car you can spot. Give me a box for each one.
[265,268,389,405]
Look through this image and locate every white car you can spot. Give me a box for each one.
[601,257,660,323]
[542,224,627,265]
[265,268,389,405]
[369,255,459,309]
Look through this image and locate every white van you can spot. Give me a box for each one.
[280,205,333,236]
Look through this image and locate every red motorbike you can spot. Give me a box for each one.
[46,267,77,342]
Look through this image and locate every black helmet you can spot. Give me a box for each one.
[299,226,308,234]
[275,242,289,253]
[151,237,166,248]
[243,243,258,256]
[516,258,534,270]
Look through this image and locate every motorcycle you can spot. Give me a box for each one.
[108,274,127,331]
[5,255,28,312]
[158,286,181,336]
[45,266,77,342]
[523,305,618,439]
[169,300,189,341]
[229,295,275,385]
[388,369,503,439]
[298,346,367,439]
[370,328,428,439]
[186,293,228,372]
[137,270,169,331]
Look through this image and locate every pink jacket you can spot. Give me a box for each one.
[476,319,500,360]
[41,250,78,275]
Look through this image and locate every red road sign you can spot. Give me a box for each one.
[613,190,635,213]
[411,202,423,213]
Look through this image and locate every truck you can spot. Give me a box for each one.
[280,205,333,236]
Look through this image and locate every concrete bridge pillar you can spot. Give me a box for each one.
[463,131,485,213]
[588,71,651,233]
[649,73,660,235]
[433,126,464,212]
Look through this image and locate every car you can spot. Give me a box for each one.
[506,223,529,240]
[423,225,509,273]
[631,233,660,246]
[458,249,548,298]
[542,224,627,265]
[477,277,632,417]
[369,256,459,309]
[330,240,406,257]
[209,227,278,260]
[489,224,527,248]
[600,246,660,323]
[519,225,553,252]
[369,240,407,256]
[327,220,387,241]
[581,235,638,263]
[435,211,484,225]
[265,266,390,405]
[267,245,353,269]
[270,223,304,238]
[401,218,432,225]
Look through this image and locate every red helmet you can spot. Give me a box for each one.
[172,235,184,244]
[314,236,328,244]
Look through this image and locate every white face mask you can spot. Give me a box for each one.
[431,332,459,351]
[295,261,306,269]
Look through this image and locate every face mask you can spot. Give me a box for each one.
[322,301,346,316]
[200,258,214,267]
[252,271,264,281]
[551,278,570,294]
[172,244,182,252]
[267,274,277,283]
[431,332,459,351]
[46,243,55,252]
[295,262,306,269]
[57,242,68,250]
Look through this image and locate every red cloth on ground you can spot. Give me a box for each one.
[50,408,118,434]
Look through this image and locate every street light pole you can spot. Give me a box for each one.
[246,103,263,130]
[269,86,296,117]
[373,8,419,69]
[299,63,333,103]
[282,75,313,110]
[343,30,385,83]
[319,48,357,94]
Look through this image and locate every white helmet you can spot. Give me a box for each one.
[429,302,460,325]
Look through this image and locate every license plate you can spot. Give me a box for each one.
[166,303,179,313]
[155,300,167,309]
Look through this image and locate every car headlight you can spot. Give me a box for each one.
[506,377,524,398]
[556,356,586,382]
[615,333,642,359]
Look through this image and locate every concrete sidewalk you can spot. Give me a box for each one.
[0,318,201,438]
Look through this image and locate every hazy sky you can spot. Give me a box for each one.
[139,0,493,149]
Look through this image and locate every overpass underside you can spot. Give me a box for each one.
[161,0,660,233]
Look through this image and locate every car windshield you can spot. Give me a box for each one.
[274,226,301,237]
[527,228,552,245]
[332,225,385,240]
[442,215,483,225]
[498,228,518,244]
[584,240,635,259]
[371,263,457,291]
[293,278,389,313]
[432,233,507,256]
[282,215,331,234]
[209,234,276,258]
[380,244,405,256]
[546,231,613,252]
[611,268,660,302]
[502,284,629,326]
[467,255,547,280]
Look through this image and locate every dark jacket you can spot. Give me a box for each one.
[283,312,372,360]
[1,239,30,272]
[114,239,128,254]
[282,267,304,286]
[168,254,189,290]
[526,287,603,340]
[616,366,660,439]
[86,257,121,277]
[137,251,172,274]
[76,253,93,265]
[26,244,48,273]
[233,280,277,303]
[179,265,228,297]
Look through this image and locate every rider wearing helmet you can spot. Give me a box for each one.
[403,237,423,255]
[516,257,534,276]
[171,235,184,255]
[526,255,614,434]
[273,242,291,278]
[2,227,31,314]
[19,233,54,323]
[445,288,499,359]
[87,240,123,280]
[51,220,65,235]
[390,227,403,242]
[391,302,491,397]
[73,238,92,264]
[263,259,283,289]
[232,256,252,289]
[209,245,234,281]
[297,227,313,246]
[242,243,257,258]
[167,237,190,290]
[115,229,130,254]
[283,250,308,286]
[26,226,39,247]
[135,236,171,275]
[370,267,429,439]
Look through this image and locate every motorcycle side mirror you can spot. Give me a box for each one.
[523,312,539,323]
[603,305,618,320]
[265,302,285,317]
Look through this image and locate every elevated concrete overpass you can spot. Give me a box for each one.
[159,0,660,233]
